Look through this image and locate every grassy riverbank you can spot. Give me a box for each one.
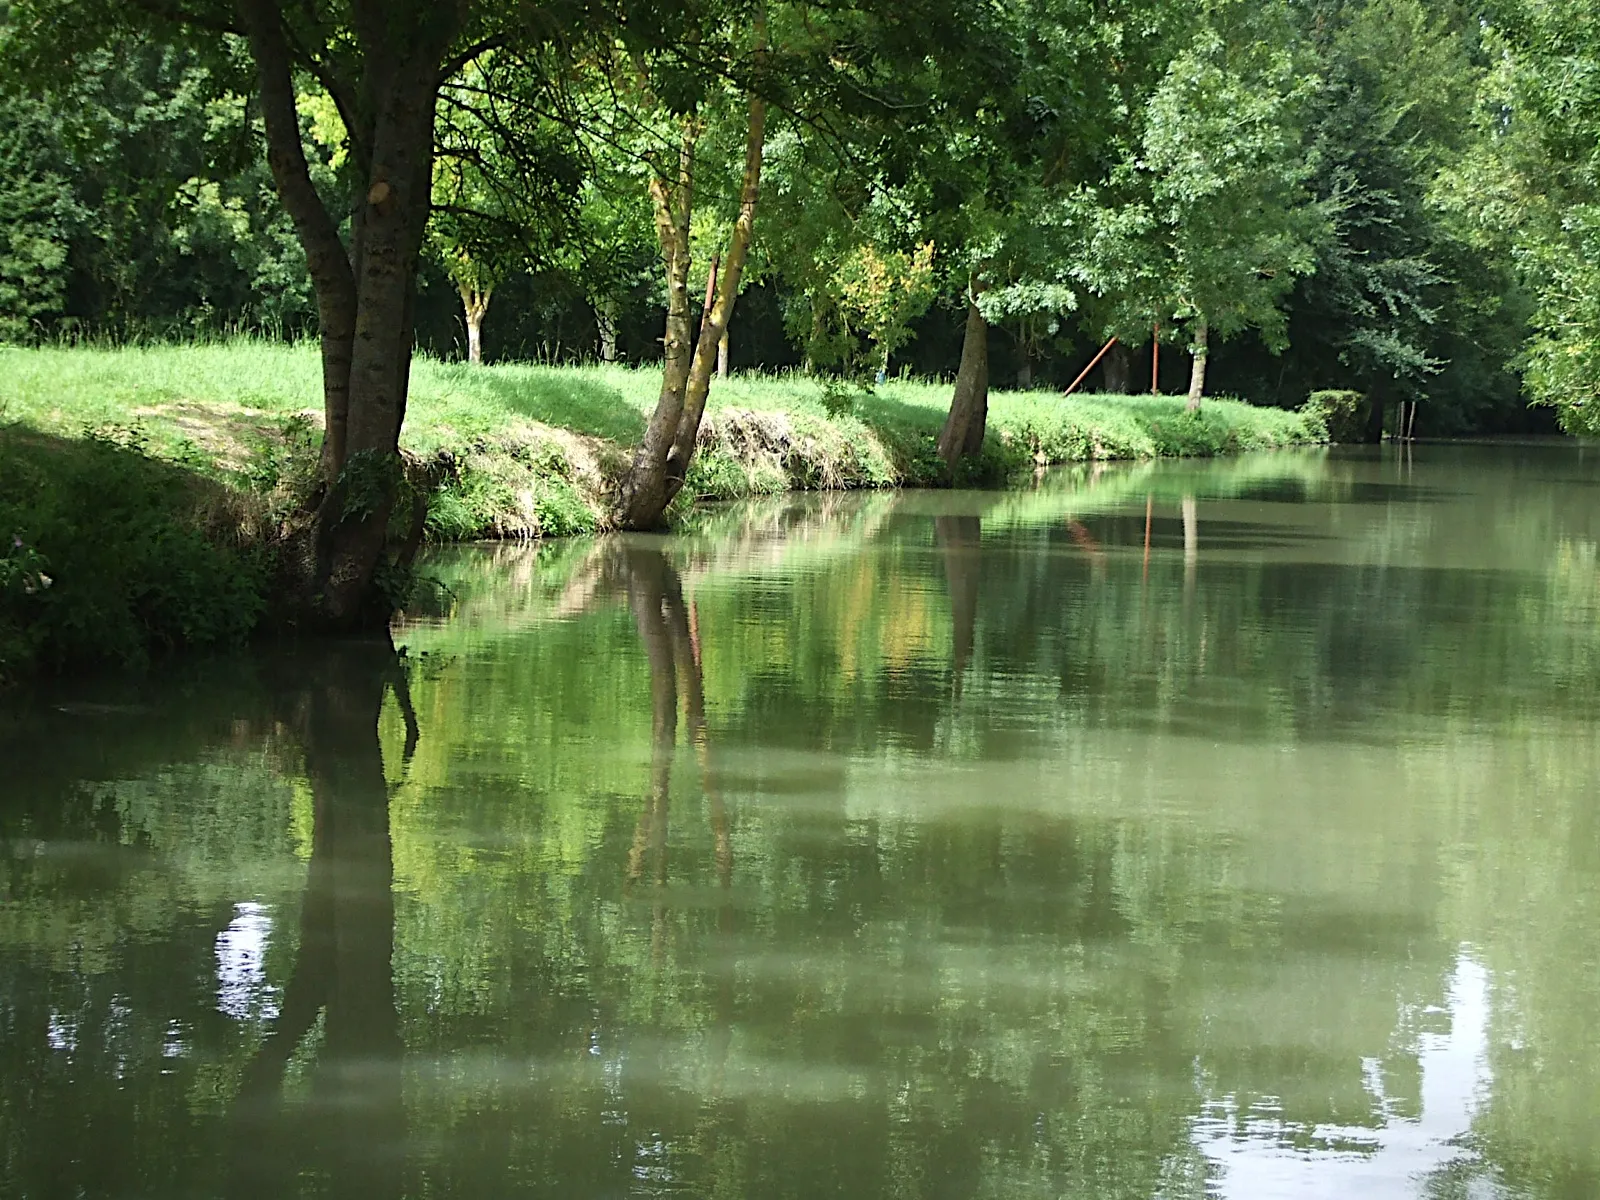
[0,341,1326,678]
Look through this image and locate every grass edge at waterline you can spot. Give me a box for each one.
[0,341,1330,680]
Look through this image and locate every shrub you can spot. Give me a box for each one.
[1303,389,1366,442]
[0,426,270,680]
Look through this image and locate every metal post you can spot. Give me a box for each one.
[1064,336,1119,397]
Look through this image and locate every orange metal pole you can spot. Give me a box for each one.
[1151,323,1160,394]
[1064,336,1119,397]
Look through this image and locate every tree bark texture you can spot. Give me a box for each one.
[238,0,463,630]
[938,298,991,469]
[617,15,768,530]
[237,0,357,488]
[717,327,730,379]
[1186,316,1209,411]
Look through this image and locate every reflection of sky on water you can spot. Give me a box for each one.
[214,901,279,1022]
[1192,951,1503,1198]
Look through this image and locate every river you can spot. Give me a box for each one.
[3,442,1597,1198]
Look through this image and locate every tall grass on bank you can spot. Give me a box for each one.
[0,341,1327,679]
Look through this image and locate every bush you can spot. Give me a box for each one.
[0,426,271,681]
[1303,389,1367,442]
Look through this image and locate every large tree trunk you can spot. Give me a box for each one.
[617,26,768,531]
[461,286,491,364]
[937,297,990,470]
[240,0,461,630]
[1102,342,1132,394]
[1186,316,1209,412]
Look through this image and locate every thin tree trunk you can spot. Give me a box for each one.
[461,285,490,365]
[596,296,619,362]
[1016,353,1032,390]
[1186,316,1208,412]
[804,302,826,374]
[662,85,767,497]
[717,327,730,378]
[937,296,990,469]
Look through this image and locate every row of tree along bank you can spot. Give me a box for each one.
[1,0,1594,627]
[0,341,1328,683]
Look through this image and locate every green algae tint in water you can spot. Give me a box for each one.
[3,443,1600,1200]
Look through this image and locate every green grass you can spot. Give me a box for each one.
[0,340,1326,679]
[0,341,1324,530]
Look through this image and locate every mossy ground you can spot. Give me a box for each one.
[0,341,1326,678]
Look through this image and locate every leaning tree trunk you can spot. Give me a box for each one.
[461,286,491,364]
[937,297,991,470]
[238,0,357,489]
[617,23,768,531]
[239,0,460,631]
[1186,316,1209,412]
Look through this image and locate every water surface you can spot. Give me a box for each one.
[4,443,1599,1198]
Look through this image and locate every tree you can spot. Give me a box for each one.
[1478,0,1600,437]
[609,0,989,525]
[0,93,72,339]
[1134,21,1324,409]
[609,5,772,530]
[6,0,608,626]
[430,59,584,365]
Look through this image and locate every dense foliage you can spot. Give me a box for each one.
[0,0,1584,439]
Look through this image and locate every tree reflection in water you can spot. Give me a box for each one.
[614,544,732,933]
[228,640,415,1200]
[935,515,982,693]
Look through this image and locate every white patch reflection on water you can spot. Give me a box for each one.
[1191,950,1504,1199]
[215,901,280,1021]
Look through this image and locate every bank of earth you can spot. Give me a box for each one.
[0,342,1330,679]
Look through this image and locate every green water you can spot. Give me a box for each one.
[4,443,1599,1199]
